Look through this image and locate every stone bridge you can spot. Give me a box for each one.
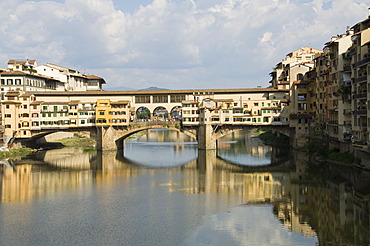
[22,121,292,150]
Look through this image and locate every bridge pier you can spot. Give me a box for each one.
[95,126,123,150]
[197,123,217,150]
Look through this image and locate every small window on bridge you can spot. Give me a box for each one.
[135,96,150,103]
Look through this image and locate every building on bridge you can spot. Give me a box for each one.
[182,96,289,127]
[0,88,290,147]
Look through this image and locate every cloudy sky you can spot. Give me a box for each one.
[1,0,369,90]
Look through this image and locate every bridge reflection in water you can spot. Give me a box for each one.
[0,130,369,245]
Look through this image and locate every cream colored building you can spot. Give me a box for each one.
[0,89,290,144]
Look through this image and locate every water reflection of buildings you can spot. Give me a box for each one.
[0,161,96,203]
[0,144,369,245]
[293,169,370,245]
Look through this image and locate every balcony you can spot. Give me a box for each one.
[321,69,329,75]
[343,109,351,115]
[354,56,370,67]
[354,76,367,84]
[343,80,352,86]
[343,121,352,126]
[328,120,338,125]
[353,93,367,99]
[289,113,313,119]
[353,110,367,115]
[343,65,351,72]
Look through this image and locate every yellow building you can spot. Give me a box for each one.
[95,99,130,126]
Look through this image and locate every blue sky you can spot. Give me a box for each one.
[1,0,369,89]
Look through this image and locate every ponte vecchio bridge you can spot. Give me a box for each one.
[2,88,293,150]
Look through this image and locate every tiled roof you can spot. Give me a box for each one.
[24,88,289,97]
[111,100,130,104]
[0,71,60,81]
[40,101,70,105]
[8,59,37,65]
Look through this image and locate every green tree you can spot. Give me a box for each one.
[305,122,329,159]
[137,108,150,119]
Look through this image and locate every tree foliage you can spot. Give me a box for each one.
[305,122,329,159]
[137,108,151,119]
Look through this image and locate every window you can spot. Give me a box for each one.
[100,112,105,115]
[153,95,168,103]
[43,106,48,110]
[298,94,307,101]
[170,95,186,103]
[5,105,9,109]
[135,96,150,103]
[4,114,11,118]
[23,105,28,109]
[233,109,243,114]
[297,73,304,80]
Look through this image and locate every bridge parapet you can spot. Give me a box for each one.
[128,121,180,130]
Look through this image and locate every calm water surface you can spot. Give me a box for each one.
[0,129,369,246]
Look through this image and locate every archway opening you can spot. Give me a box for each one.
[136,107,151,120]
[153,106,168,121]
[170,106,182,120]
[121,128,198,167]
[24,131,95,149]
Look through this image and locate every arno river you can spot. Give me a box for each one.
[0,129,369,246]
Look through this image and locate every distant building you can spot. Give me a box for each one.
[0,59,106,94]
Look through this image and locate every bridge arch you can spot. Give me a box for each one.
[115,127,197,149]
[97,122,197,150]
[136,107,151,120]
[213,125,292,141]
[18,129,94,148]
[153,106,169,120]
[170,106,182,120]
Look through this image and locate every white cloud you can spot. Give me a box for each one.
[260,32,273,43]
[0,0,370,89]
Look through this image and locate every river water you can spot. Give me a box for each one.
[0,129,369,246]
